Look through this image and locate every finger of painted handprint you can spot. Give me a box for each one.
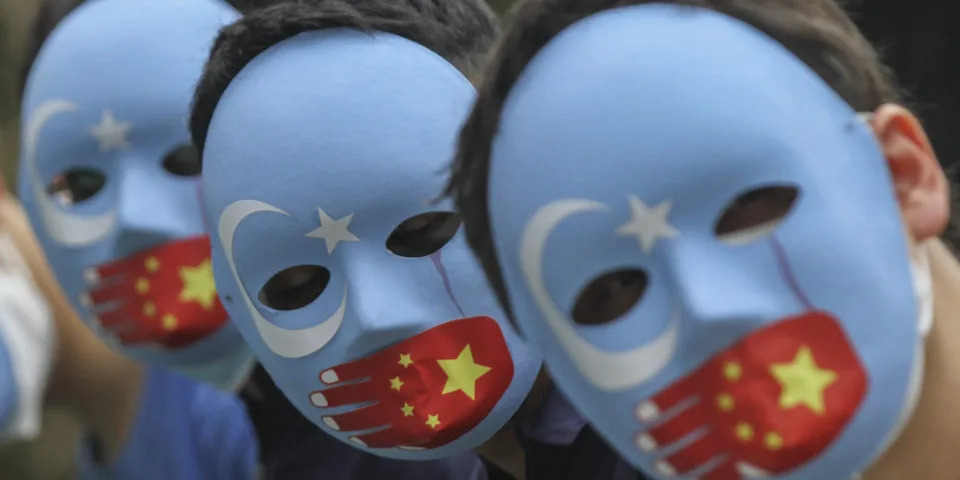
[83,279,135,307]
[321,402,400,433]
[309,380,380,409]
[657,429,728,476]
[699,459,742,480]
[636,367,713,424]
[345,425,432,449]
[638,399,712,451]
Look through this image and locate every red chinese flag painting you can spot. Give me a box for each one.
[309,316,515,449]
[84,235,228,348]
[637,312,867,479]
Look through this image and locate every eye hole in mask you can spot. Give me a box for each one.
[162,144,202,177]
[714,185,799,245]
[386,211,462,258]
[46,167,107,207]
[259,264,331,311]
[572,268,649,326]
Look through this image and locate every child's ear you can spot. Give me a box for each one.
[869,104,949,241]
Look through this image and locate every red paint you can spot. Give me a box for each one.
[309,316,514,449]
[640,312,866,478]
[87,235,227,348]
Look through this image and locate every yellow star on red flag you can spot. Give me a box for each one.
[437,345,491,401]
[178,259,217,310]
[770,346,837,415]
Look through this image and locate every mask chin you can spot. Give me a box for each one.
[858,245,933,475]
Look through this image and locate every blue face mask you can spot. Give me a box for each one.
[201,29,541,460]
[484,5,932,479]
[19,0,253,390]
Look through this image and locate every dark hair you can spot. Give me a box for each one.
[19,0,82,94]
[443,0,904,317]
[189,0,501,153]
[19,0,272,95]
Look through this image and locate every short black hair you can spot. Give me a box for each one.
[189,0,501,153]
[19,0,81,94]
[444,0,904,317]
[19,0,271,95]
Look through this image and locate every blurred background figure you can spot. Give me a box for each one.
[1,1,256,479]
[0,4,79,479]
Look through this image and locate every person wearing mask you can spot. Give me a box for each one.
[19,0,257,477]
[191,1,640,478]
[444,0,960,478]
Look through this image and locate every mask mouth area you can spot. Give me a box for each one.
[80,234,227,349]
[633,311,867,478]
[307,316,516,450]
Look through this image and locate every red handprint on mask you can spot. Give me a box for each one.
[634,312,867,479]
[81,235,228,348]
[308,316,515,450]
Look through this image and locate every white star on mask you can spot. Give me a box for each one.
[305,208,360,254]
[616,195,679,253]
[89,110,132,152]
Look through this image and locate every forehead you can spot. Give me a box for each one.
[24,0,236,119]
[203,29,474,219]
[489,5,862,207]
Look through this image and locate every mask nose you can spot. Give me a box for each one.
[115,162,201,257]
[665,243,777,351]
[340,252,432,356]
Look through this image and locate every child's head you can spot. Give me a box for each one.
[19,0,252,389]
[445,1,946,477]
[191,0,542,461]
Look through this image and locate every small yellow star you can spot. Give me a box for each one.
[162,314,178,331]
[735,422,754,442]
[398,353,414,368]
[425,414,441,429]
[401,403,415,417]
[724,361,742,381]
[142,302,156,318]
[770,346,837,415]
[765,432,783,451]
[716,393,735,412]
[145,257,160,273]
[179,259,217,310]
[135,278,149,294]
[389,376,404,391]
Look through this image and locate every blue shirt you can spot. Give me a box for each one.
[77,366,258,480]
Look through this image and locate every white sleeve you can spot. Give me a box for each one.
[0,233,55,442]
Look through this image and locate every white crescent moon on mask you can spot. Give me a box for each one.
[519,198,679,391]
[27,100,117,247]
[219,199,346,359]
